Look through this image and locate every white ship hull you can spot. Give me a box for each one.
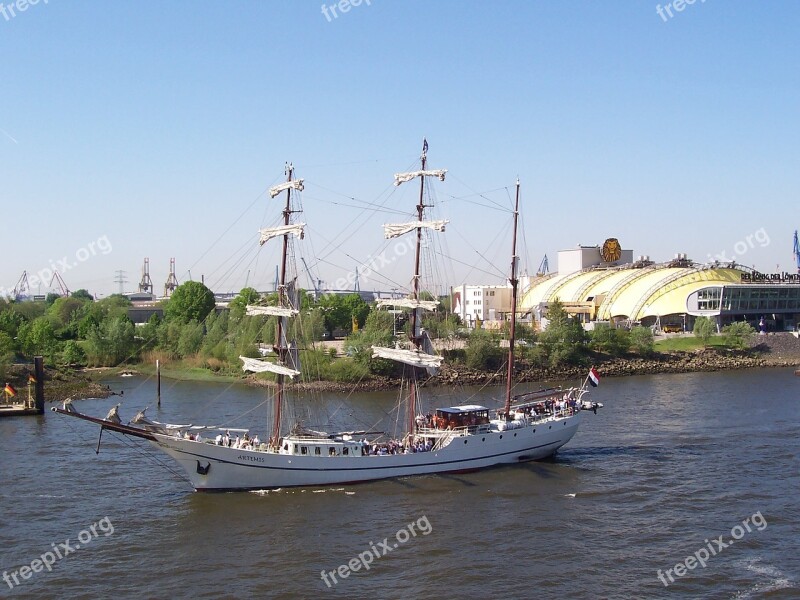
[150,412,581,491]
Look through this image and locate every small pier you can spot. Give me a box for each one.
[0,357,45,418]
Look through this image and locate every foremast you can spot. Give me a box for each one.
[504,179,521,420]
[240,165,305,450]
[373,139,447,436]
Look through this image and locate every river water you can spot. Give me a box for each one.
[1,368,798,599]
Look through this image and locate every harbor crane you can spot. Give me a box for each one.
[49,272,70,296]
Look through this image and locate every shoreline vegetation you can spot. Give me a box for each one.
[4,334,798,402]
[3,286,800,402]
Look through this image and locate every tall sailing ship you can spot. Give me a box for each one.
[56,141,602,491]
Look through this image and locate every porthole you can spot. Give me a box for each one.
[499,435,503,439]
[482,437,486,442]
[514,433,517,437]
[463,440,468,444]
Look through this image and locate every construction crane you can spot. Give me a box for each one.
[794,230,800,274]
[536,254,549,276]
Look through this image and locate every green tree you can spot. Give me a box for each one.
[85,316,136,366]
[693,316,717,346]
[12,301,46,322]
[0,307,23,339]
[18,317,60,360]
[629,326,655,356]
[201,311,230,360]
[422,313,460,340]
[177,320,205,357]
[156,320,185,359]
[0,331,15,364]
[539,299,589,367]
[47,296,88,338]
[71,289,94,302]
[45,293,61,306]
[722,321,755,350]
[73,294,130,338]
[61,340,87,366]
[345,309,398,375]
[296,308,326,343]
[465,328,504,371]
[590,324,631,356]
[138,313,162,349]
[165,281,216,323]
[229,287,260,321]
[319,293,370,336]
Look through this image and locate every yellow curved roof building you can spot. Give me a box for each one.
[520,264,751,322]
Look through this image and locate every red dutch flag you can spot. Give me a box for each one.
[588,367,600,387]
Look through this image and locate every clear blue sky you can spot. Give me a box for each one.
[1,0,798,298]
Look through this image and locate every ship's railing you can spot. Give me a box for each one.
[430,427,460,450]
[416,424,486,437]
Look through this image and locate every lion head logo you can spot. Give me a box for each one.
[601,238,622,262]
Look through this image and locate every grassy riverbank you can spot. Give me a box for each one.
[10,334,800,401]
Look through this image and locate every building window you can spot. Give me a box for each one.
[697,287,721,311]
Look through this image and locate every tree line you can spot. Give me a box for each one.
[0,286,756,384]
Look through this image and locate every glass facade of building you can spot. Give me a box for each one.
[721,286,800,313]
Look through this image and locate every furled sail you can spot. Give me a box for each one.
[240,356,301,379]
[259,223,306,246]
[383,220,448,239]
[375,298,439,311]
[371,346,443,370]
[420,330,438,376]
[393,170,447,186]
[269,179,305,198]
[245,305,299,317]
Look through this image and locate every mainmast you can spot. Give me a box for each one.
[374,140,447,437]
[504,179,521,420]
[239,166,305,449]
[408,141,428,435]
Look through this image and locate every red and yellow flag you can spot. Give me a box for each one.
[4,383,17,397]
[28,374,36,384]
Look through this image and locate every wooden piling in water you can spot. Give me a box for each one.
[34,356,44,414]
[156,359,161,407]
